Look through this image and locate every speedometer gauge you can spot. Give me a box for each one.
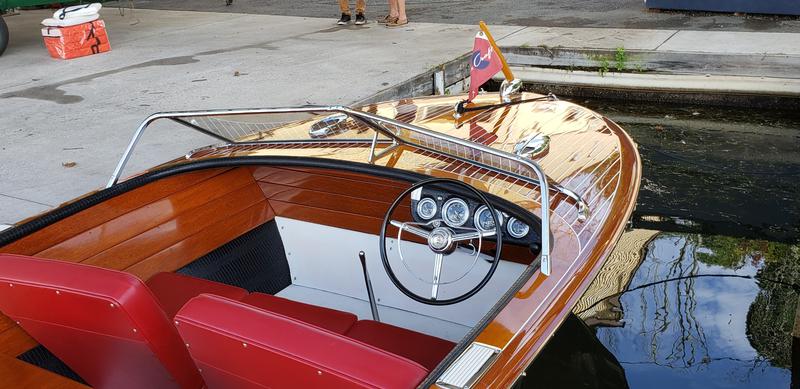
[507,217,530,238]
[416,198,438,220]
[473,205,503,232]
[442,198,470,227]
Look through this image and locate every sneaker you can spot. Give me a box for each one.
[337,13,351,25]
[355,12,366,25]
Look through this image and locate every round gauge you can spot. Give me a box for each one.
[416,198,438,220]
[506,217,530,238]
[473,205,503,232]
[442,198,470,227]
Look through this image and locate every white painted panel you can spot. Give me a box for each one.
[276,217,528,327]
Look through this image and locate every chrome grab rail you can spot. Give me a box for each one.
[553,184,589,222]
[107,105,554,275]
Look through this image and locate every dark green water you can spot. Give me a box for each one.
[517,100,800,388]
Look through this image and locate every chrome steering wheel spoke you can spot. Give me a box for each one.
[389,220,431,239]
[431,253,444,300]
[452,229,495,242]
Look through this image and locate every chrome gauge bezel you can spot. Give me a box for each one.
[416,197,438,220]
[506,217,530,238]
[473,205,503,232]
[442,197,470,227]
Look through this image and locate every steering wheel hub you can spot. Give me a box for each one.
[428,227,455,253]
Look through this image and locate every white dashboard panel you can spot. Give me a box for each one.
[275,217,528,328]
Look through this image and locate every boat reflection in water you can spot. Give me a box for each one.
[524,227,799,389]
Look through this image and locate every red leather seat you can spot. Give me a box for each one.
[0,254,203,389]
[175,294,429,389]
[146,272,248,318]
[241,292,357,334]
[345,320,455,371]
[242,294,454,369]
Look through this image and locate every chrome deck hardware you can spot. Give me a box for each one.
[308,113,349,138]
[499,78,522,103]
[514,133,550,158]
[437,342,500,388]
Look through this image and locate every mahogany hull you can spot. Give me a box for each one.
[0,93,641,388]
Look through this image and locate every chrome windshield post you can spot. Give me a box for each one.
[515,158,551,276]
[106,106,354,187]
[367,131,379,164]
[107,112,169,188]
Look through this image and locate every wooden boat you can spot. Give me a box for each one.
[0,91,641,388]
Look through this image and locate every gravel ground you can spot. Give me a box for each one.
[107,0,800,32]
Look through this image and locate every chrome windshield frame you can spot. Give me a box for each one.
[106,105,554,275]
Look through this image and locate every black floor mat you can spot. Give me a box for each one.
[17,345,87,385]
[177,220,292,294]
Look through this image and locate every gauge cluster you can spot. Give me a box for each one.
[410,187,539,246]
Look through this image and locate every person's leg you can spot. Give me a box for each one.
[379,0,396,23]
[387,0,406,25]
[397,0,406,21]
[354,0,366,24]
[338,0,350,14]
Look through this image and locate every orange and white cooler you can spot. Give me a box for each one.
[40,4,111,60]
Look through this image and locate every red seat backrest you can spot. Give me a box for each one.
[175,294,430,389]
[0,254,203,389]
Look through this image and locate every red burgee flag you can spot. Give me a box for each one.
[468,31,504,101]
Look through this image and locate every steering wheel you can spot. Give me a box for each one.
[379,178,503,306]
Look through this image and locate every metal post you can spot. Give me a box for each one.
[358,251,380,321]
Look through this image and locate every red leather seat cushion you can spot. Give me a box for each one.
[146,272,248,318]
[0,254,203,389]
[241,293,357,334]
[175,294,429,389]
[345,320,455,371]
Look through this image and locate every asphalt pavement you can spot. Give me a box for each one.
[108,0,800,32]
